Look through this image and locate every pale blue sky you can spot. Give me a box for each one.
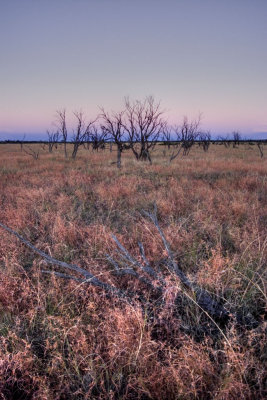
[1,0,267,139]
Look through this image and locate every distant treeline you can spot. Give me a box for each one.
[1,96,266,165]
[1,139,266,144]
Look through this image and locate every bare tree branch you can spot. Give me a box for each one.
[55,109,68,158]
[23,145,40,160]
[169,115,202,163]
[0,222,125,298]
[123,96,166,164]
[100,108,129,168]
[0,208,230,321]
[71,111,97,159]
[47,130,59,153]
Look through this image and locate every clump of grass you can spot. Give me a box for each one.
[0,144,266,398]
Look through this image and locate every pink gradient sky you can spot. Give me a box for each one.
[1,0,267,139]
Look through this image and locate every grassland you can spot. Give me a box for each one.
[0,143,266,399]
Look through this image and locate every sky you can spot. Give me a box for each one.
[0,0,267,140]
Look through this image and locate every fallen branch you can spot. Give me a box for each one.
[0,209,230,322]
[0,222,125,299]
[142,204,229,320]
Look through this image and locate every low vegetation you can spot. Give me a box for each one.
[0,143,266,399]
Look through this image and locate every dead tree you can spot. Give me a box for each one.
[100,108,129,169]
[47,130,59,153]
[71,111,96,159]
[199,131,211,152]
[162,125,172,151]
[169,115,201,163]
[23,145,40,160]
[257,142,264,158]
[232,131,241,148]
[217,135,231,148]
[55,109,68,158]
[19,134,26,151]
[90,125,107,152]
[123,96,166,164]
[0,206,230,324]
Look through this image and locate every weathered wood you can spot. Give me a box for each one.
[0,222,126,299]
[0,208,230,322]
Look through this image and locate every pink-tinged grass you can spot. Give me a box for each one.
[0,143,266,398]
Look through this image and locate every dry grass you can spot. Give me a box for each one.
[0,143,266,399]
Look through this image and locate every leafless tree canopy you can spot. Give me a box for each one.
[232,131,241,147]
[43,99,265,164]
[55,109,68,158]
[162,125,172,150]
[90,125,106,151]
[123,96,166,164]
[100,108,129,168]
[169,115,202,163]
[199,131,211,152]
[47,130,59,153]
[71,111,96,159]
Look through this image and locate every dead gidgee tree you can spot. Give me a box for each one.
[90,124,107,151]
[71,111,97,159]
[53,109,99,159]
[55,109,68,158]
[123,96,166,164]
[199,131,211,152]
[46,130,59,153]
[162,125,172,152]
[100,108,129,168]
[169,115,202,163]
[45,100,266,165]
[232,131,241,147]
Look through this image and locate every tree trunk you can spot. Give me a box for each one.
[257,143,263,158]
[117,146,122,168]
[140,148,152,164]
[130,146,139,160]
[72,143,79,159]
[64,142,68,158]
